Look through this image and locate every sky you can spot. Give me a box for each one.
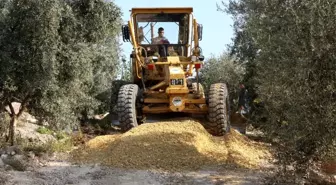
[112,0,234,59]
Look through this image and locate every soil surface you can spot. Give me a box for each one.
[0,161,270,185]
[0,114,275,185]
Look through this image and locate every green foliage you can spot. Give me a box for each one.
[223,0,336,183]
[36,126,53,135]
[0,0,122,130]
[50,136,74,153]
[200,52,246,109]
[0,112,10,137]
[119,56,132,82]
[217,0,259,89]
[55,131,68,140]
[21,132,74,155]
[22,143,51,157]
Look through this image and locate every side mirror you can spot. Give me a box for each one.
[197,24,203,41]
[122,24,130,42]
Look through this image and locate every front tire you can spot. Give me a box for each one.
[206,83,231,136]
[117,84,140,132]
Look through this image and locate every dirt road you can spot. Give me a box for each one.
[0,116,273,185]
[1,161,269,185]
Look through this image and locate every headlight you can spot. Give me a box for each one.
[172,96,182,106]
[152,56,158,62]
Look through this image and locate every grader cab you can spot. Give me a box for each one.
[117,7,231,136]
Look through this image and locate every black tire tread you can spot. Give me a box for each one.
[206,83,230,136]
[117,84,139,132]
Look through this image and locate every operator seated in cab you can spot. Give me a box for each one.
[151,27,170,44]
[151,27,177,56]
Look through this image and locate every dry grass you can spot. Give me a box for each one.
[71,119,271,172]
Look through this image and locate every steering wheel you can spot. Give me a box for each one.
[161,39,170,44]
[158,39,170,57]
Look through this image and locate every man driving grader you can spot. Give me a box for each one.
[118,7,231,136]
[152,27,169,44]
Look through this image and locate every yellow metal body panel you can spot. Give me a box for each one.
[143,91,207,113]
[166,88,189,94]
[165,66,188,94]
[168,66,184,79]
[131,7,193,14]
[166,56,180,65]
[144,98,169,104]
[142,104,207,114]
[124,7,208,115]
[144,95,206,104]
[143,106,170,114]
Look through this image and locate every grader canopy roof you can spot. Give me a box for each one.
[131,8,193,46]
[131,7,193,14]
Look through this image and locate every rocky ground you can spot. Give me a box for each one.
[0,156,271,185]
[0,164,268,185]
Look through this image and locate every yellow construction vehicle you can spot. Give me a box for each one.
[117,7,231,136]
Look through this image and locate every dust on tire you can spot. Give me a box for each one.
[117,84,139,132]
[205,83,231,136]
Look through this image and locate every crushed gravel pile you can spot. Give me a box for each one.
[71,119,271,172]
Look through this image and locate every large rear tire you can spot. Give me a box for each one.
[206,83,231,136]
[110,80,130,116]
[117,84,140,132]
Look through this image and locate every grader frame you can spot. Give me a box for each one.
[117,7,231,136]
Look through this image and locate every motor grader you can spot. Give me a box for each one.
[117,7,231,136]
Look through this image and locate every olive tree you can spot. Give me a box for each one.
[0,0,122,145]
[222,0,336,183]
[199,52,246,110]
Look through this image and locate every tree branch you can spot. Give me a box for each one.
[7,99,15,117]
[4,91,32,117]
[17,93,31,117]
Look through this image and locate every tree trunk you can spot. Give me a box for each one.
[8,115,17,146]
[5,94,31,146]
